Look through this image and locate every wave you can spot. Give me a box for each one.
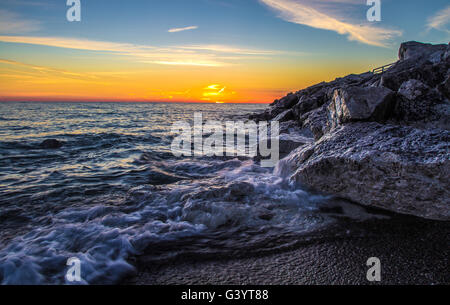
[0,158,343,284]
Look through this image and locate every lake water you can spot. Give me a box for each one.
[0,102,369,284]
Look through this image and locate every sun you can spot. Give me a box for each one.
[202,84,229,103]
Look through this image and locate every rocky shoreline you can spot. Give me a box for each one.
[127,41,450,286]
[252,41,450,220]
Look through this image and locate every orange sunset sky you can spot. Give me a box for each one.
[0,0,448,103]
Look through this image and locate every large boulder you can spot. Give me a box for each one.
[399,41,448,63]
[327,86,395,128]
[285,123,450,220]
[380,42,449,91]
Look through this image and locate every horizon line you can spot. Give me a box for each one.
[0,99,270,105]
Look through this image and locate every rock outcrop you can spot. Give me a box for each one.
[254,41,450,220]
[327,86,395,128]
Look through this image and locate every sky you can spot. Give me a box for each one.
[0,0,449,103]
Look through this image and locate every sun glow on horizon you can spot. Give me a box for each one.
[200,84,233,103]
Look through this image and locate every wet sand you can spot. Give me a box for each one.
[126,213,449,285]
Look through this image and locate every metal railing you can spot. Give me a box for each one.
[372,62,396,74]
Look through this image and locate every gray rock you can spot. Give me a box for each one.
[276,93,299,109]
[399,41,447,62]
[327,86,395,128]
[379,64,415,91]
[274,145,315,178]
[267,107,287,119]
[398,79,429,100]
[379,42,448,91]
[279,120,300,134]
[273,109,294,122]
[301,104,329,140]
[335,73,374,86]
[395,79,450,130]
[292,93,324,119]
[259,132,312,159]
[438,74,450,99]
[429,51,444,64]
[444,45,450,62]
[278,133,313,156]
[285,123,450,220]
[380,60,448,91]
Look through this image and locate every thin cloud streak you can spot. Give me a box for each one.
[259,0,402,47]
[168,26,199,33]
[143,61,223,67]
[0,9,40,34]
[426,5,450,33]
[178,44,281,55]
[0,58,102,81]
[0,35,286,67]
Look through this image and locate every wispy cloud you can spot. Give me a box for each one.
[143,60,223,67]
[178,44,280,55]
[0,35,150,54]
[0,58,100,81]
[258,0,402,47]
[1,0,51,7]
[426,5,450,33]
[0,35,284,67]
[0,9,40,34]
[168,26,199,33]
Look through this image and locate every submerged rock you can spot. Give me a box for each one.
[251,41,450,220]
[228,181,255,198]
[39,139,64,149]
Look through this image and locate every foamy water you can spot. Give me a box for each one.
[0,102,378,284]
